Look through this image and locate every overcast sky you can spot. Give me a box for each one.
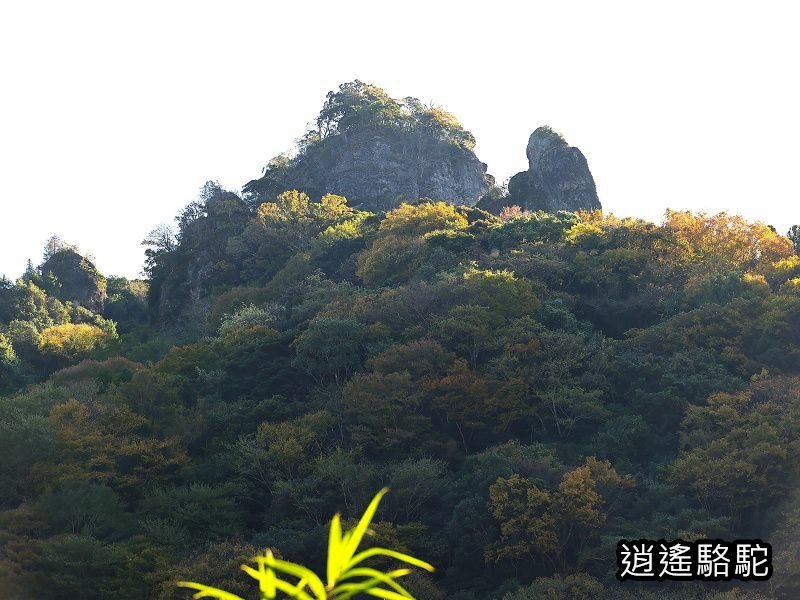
[1,1,798,279]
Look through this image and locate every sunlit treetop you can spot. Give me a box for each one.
[310,80,476,150]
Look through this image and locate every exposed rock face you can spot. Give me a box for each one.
[152,189,251,322]
[480,126,600,214]
[40,250,106,313]
[244,128,493,211]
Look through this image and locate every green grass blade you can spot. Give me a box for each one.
[347,547,435,573]
[241,551,277,597]
[272,578,316,600]
[332,581,383,600]
[176,582,246,600]
[337,567,412,597]
[364,588,418,600]
[340,487,389,567]
[327,512,343,586]
[257,554,327,599]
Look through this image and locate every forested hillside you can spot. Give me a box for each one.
[2,83,800,599]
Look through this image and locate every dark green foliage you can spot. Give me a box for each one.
[313,81,476,150]
[787,224,800,255]
[2,202,799,599]
[103,277,148,332]
[487,210,579,249]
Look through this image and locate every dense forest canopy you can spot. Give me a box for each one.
[2,84,800,599]
[2,189,800,599]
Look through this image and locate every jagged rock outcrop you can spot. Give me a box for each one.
[150,186,251,322]
[479,126,600,215]
[40,249,106,313]
[244,81,493,210]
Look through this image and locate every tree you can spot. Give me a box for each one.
[46,399,189,502]
[457,267,539,319]
[502,574,605,600]
[141,223,176,277]
[427,362,529,453]
[356,234,427,286]
[488,211,579,249]
[487,457,632,574]
[13,279,53,330]
[316,80,406,138]
[155,541,261,600]
[788,224,800,255]
[665,210,794,271]
[36,535,136,600]
[42,235,78,262]
[367,340,455,380]
[7,319,42,361]
[140,483,245,547]
[0,405,56,506]
[292,317,371,384]
[36,480,128,538]
[255,191,361,256]
[378,202,468,238]
[0,332,15,366]
[226,410,337,508]
[668,376,800,529]
[496,330,610,440]
[433,306,497,368]
[38,323,108,359]
[343,371,435,456]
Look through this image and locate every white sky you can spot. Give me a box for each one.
[1,1,798,279]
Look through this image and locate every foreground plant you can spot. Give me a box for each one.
[178,487,434,599]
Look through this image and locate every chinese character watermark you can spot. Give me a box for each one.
[617,539,772,582]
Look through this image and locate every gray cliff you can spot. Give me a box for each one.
[480,126,601,214]
[243,83,493,210]
[40,249,106,313]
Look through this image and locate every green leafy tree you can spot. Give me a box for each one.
[668,376,800,528]
[788,224,800,254]
[293,318,372,384]
[141,483,245,547]
[36,480,129,538]
[343,371,436,457]
[0,332,16,388]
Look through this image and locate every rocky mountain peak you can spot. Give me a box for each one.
[40,249,106,313]
[526,126,569,169]
[479,125,601,215]
[244,81,493,211]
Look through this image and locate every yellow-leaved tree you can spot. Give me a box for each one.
[38,323,108,358]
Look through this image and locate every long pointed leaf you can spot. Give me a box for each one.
[337,568,412,597]
[347,547,435,573]
[176,582,246,600]
[257,554,327,599]
[241,551,277,598]
[272,578,316,600]
[239,568,316,600]
[341,487,389,567]
[333,581,385,600]
[364,588,418,600]
[334,582,413,600]
[327,513,343,586]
